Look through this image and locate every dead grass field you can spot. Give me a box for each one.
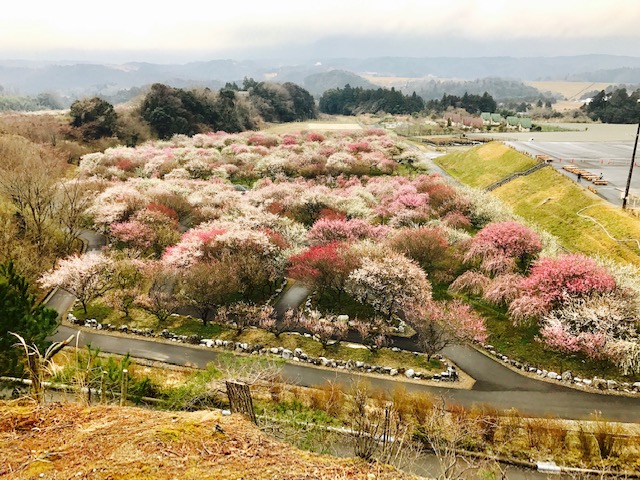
[263,117,362,134]
[525,81,612,101]
[362,76,419,87]
[0,401,413,480]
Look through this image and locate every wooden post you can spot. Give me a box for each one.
[225,381,257,425]
[120,369,128,407]
[101,370,107,403]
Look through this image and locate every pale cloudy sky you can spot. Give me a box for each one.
[1,0,639,62]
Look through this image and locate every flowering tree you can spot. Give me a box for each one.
[219,302,263,335]
[482,274,523,306]
[409,300,488,359]
[163,222,284,296]
[110,220,157,251]
[465,221,542,274]
[448,271,491,297]
[386,226,456,280]
[39,252,114,314]
[351,317,391,351]
[307,218,390,246]
[509,254,617,322]
[259,307,301,338]
[287,242,358,300]
[538,290,639,360]
[177,260,242,326]
[346,252,431,321]
[606,340,640,376]
[134,264,180,323]
[104,257,146,317]
[300,310,348,348]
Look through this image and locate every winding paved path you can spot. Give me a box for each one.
[46,220,640,422]
[49,324,640,422]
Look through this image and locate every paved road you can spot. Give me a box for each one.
[49,325,640,422]
[45,230,106,320]
[45,210,640,422]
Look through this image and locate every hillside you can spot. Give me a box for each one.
[434,143,640,266]
[302,70,376,96]
[434,143,539,189]
[0,401,413,480]
[2,55,640,98]
[493,167,640,266]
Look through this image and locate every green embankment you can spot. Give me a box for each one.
[434,142,640,266]
[434,142,538,188]
[494,167,640,266]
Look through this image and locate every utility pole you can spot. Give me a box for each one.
[622,121,640,209]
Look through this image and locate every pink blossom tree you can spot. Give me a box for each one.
[307,218,390,246]
[465,221,542,274]
[259,307,301,338]
[448,271,491,297]
[351,317,391,351]
[482,274,524,306]
[510,254,617,320]
[110,220,157,251]
[300,310,349,348]
[408,300,488,359]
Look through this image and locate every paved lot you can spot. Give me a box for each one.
[507,141,639,207]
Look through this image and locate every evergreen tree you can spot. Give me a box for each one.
[0,261,58,375]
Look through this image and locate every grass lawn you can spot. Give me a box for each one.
[493,167,640,266]
[71,301,443,374]
[434,142,538,189]
[462,295,632,382]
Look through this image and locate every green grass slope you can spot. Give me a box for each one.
[434,142,538,188]
[494,167,640,266]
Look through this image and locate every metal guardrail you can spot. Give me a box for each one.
[485,162,549,191]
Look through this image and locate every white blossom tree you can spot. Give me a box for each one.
[39,252,115,314]
[346,252,431,321]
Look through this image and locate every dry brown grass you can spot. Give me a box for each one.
[525,81,612,101]
[0,401,415,479]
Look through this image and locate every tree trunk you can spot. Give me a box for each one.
[225,380,257,425]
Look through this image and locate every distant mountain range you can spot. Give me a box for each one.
[0,55,639,100]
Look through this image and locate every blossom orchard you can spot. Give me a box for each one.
[40,129,640,372]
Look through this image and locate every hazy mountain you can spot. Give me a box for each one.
[302,70,376,96]
[567,68,640,84]
[1,55,639,100]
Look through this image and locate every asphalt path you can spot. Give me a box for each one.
[44,230,106,320]
[49,324,640,422]
[45,214,640,422]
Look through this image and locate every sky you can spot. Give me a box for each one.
[1,0,639,63]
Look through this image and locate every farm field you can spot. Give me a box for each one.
[525,81,612,101]
[264,116,361,134]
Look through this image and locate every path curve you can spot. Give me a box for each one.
[49,324,640,422]
[45,222,640,421]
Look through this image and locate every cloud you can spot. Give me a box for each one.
[0,0,638,60]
